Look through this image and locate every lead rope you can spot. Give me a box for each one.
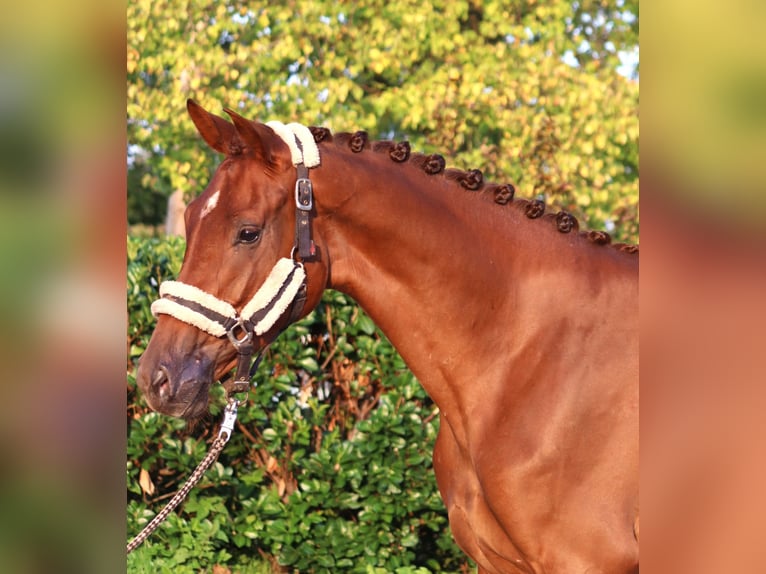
[127,394,242,554]
[127,335,273,555]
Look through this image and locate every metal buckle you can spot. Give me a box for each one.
[294,178,313,211]
[226,318,253,349]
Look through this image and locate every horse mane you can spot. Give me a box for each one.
[307,126,638,254]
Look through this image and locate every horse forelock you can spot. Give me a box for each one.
[304,125,638,254]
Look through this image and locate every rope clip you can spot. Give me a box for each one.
[217,397,240,441]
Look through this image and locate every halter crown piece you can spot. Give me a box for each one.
[150,121,320,395]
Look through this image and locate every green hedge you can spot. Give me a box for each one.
[127,236,471,573]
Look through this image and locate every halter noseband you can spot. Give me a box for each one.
[150,121,320,396]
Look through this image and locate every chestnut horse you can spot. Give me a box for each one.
[136,100,638,573]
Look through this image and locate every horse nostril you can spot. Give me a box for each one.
[152,365,172,399]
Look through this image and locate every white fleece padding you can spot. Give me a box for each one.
[287,122,320,168]
[150,298,229,337]
[151,259,305,338]
[265,121,303,165]
[158,280,237,319]
[265,120,321,168]
[241,259,306,335]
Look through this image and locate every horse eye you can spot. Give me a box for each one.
[237,227,261,244]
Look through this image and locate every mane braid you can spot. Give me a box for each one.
[309,126,332,143]
[410,152,446,174]
[445,168,484,191]
[541,211,579,234]
[487,183,515,205]
[585,230,611,245]
[305,125,636,253]
[349,131,369,152]
[370,140,411,162]
[524,199,546,219]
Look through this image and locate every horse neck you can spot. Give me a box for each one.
[309,145,638,447]
[312,147,551,416]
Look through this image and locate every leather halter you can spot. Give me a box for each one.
[294,162,316,259]
[151,125,319,397]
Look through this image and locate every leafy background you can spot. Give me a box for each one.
[128,0,638,242]
[127,0,638,572]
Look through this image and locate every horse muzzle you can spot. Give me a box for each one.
[136,352,215,419]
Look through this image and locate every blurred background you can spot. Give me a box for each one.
[641,2,766,572]
[127,0,640,244]
[0,0,125,572]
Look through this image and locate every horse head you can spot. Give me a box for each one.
[136,100,329,419]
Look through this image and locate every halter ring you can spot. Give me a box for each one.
[226,319,253,349]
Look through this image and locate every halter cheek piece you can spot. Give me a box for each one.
[150,122,321,396]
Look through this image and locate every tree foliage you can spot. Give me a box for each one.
[128,0,639,241]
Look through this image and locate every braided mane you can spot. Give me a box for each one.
[307,127,638,254]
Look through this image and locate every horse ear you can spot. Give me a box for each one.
[223,107,284,168]
[186,99,238,155]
